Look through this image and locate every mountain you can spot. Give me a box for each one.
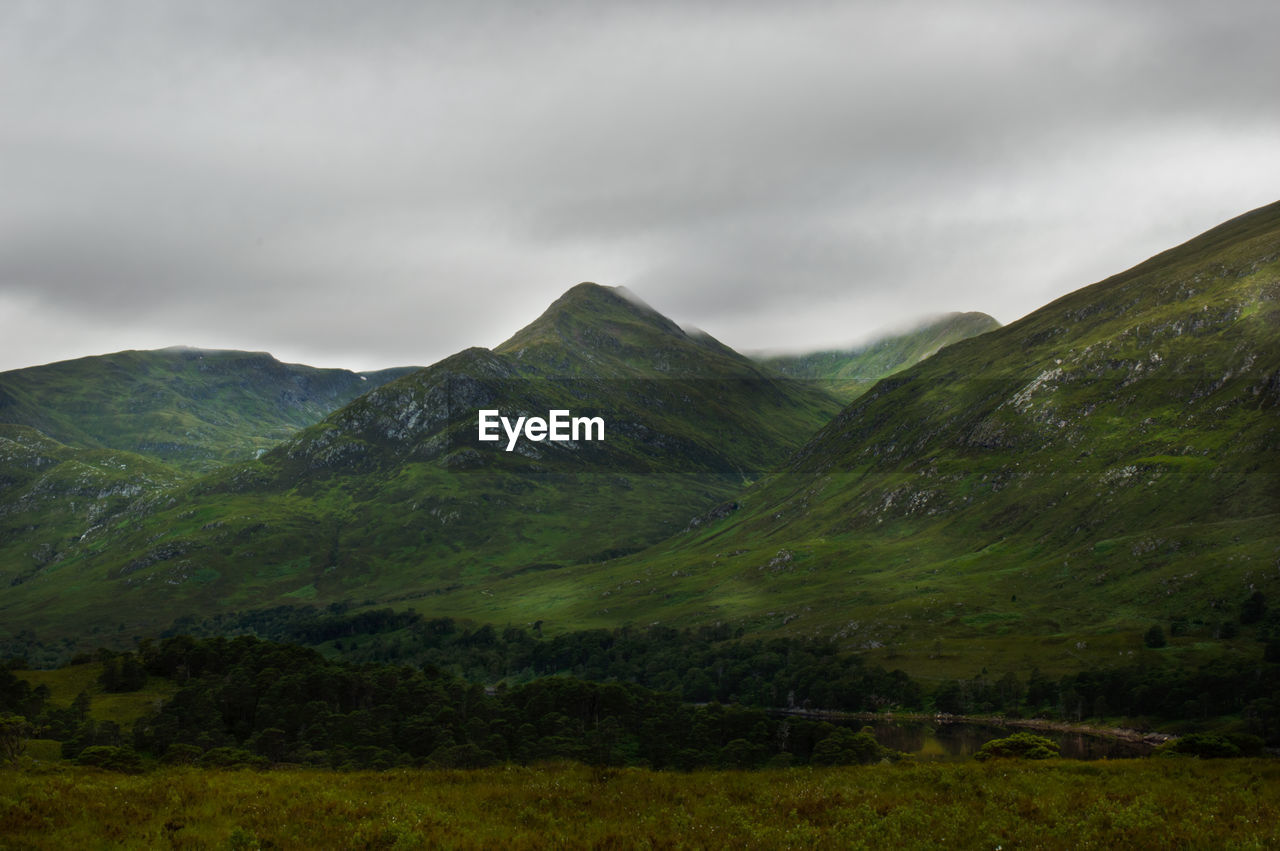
[441,202,1280,674]
[6,195,1278,674]
[0,348,418,473]
[0,284,841,652]
[0,424,186,591]
[758,312,1001,401]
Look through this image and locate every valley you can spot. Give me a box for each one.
[1,205,1278,680]
[0,202,1277,849]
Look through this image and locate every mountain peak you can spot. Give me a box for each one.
[558,281,661,315]
[497,283,684,350]
[492,282,693,365]
[493,282,765,379]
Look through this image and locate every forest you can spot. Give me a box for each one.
[4,622,1278,774]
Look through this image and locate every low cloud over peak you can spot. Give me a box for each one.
[2,1,1278,372]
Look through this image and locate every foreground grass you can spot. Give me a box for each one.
[2,760,1278,849]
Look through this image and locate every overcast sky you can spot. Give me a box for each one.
[2,1,1278,373]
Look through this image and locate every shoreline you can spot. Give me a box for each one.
[769,708,1177,746]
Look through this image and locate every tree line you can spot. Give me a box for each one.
[2,591,1277,771]
[83,636,895,771]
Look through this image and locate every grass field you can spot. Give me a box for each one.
[18,662,177,726]
[1,760,1277,849]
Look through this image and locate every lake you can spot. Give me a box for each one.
[855,719,1155,760]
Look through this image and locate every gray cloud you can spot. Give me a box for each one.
[2,0,1278,372]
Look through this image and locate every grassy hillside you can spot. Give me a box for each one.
[0,284,841,650]
[0,348,417,473]
[759,312,1001,401]
[0,424,184,592]
[18,661,178,727]
[426,202,1280,675]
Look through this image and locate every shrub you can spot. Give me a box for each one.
[198,747,268,768]
[973,733,1059,761]
[1225,733,1265,756]
[75,745,144,773]
[810,726,887,766]
[160,743,204,765]
[0,713,31,762]
[427,742,497,769]
[1156,734,1241,759]
[1241,591,1267,625]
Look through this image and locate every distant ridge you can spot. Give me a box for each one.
[758,312,1000,401]
[0,348,419,472]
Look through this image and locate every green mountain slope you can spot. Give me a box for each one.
[759,312,1001,401]
[0,424,184,591]
[0,349,418,473]
[0,284,841,647]
[447,202,1280,674]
